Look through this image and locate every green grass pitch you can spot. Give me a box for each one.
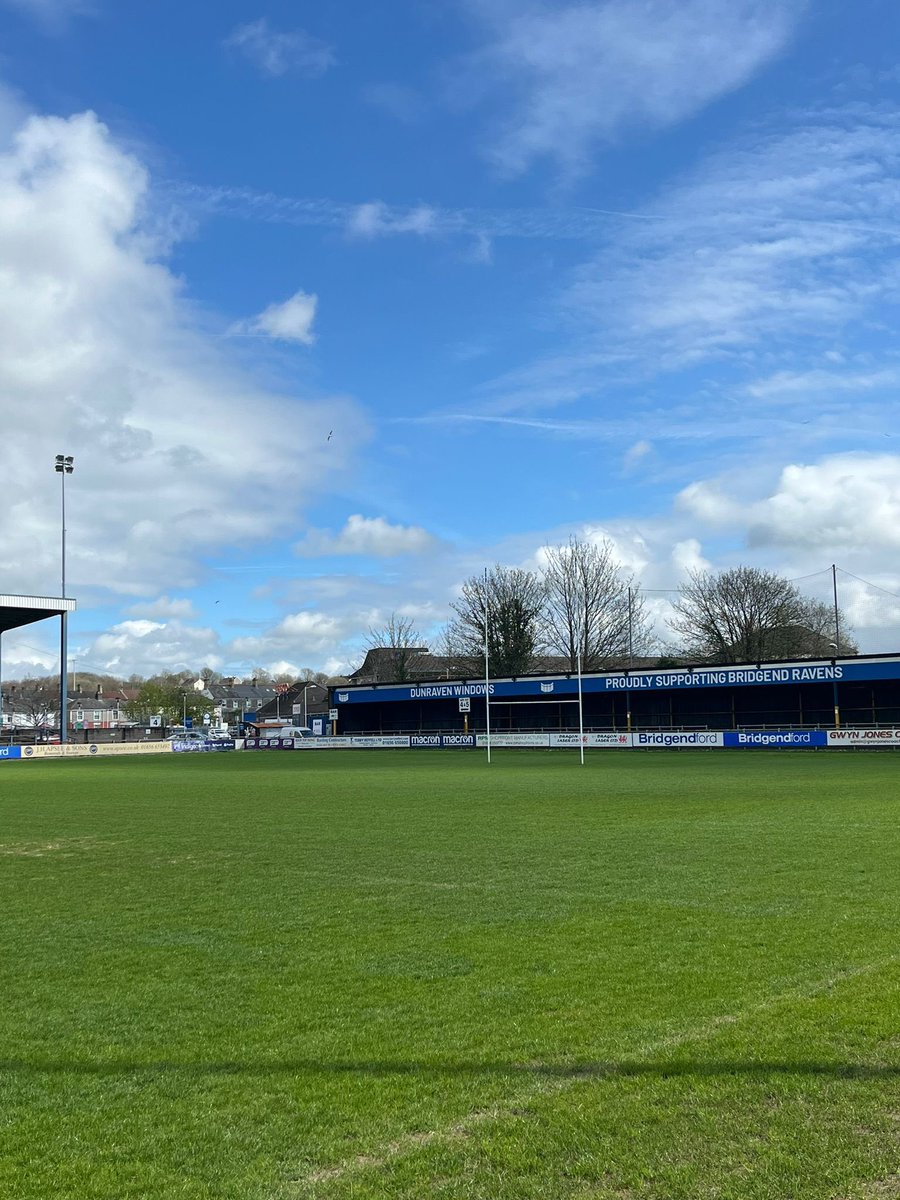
[1,749,899,1199]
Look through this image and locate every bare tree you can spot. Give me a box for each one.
[242,667,273,684]
[298,667,330,685]
[447,565,545,677]
[541,537,651,671]
[5,677,59,728]
[362,614,425,682]
[766,598,857,658]
[669,566,855,662]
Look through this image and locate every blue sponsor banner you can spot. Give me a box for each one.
[0,745,22,760]
[724,730,828,748]
[335,657,900,705]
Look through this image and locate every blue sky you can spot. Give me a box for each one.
[2,0,900,677]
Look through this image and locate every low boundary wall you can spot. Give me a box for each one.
[1,742,175,762]
[242,729,900,751]
[5,730,896,762]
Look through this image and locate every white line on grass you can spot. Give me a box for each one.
[275,955,900,1196]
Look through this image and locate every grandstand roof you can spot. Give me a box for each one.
[0,593,76,636]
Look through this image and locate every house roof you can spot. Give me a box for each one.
[255,682,330,718]
[349,648,663,685]
[205,683,279,702]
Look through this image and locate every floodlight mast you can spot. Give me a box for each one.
[54,454,74,744]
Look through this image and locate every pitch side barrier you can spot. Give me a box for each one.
[240,730,900,751]
[0,738,237,763]
[0,742,176,762]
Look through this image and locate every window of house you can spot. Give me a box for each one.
[93,711,102,722]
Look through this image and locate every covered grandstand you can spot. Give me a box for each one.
[0,594,77,734]
[331,653,900,735]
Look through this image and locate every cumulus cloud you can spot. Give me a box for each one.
[677,453,900,553]
[228,611,360,665]
[747,455,900,551]
[458,0,805,176]
[0,107,366,603]
[294,514,437,558]
[89,620,221,673]
[235,289,318,343]
[224,18,335,78]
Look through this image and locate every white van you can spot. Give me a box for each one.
[273,726,313,740]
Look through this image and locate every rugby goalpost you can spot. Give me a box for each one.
[483,569,585,766]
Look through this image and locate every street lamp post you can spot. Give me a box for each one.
[54,454,74,744]
[301,683,314,728]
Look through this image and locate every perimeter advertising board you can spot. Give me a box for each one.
[724,731,827,748]
[549,732,631,748]
[827,729,900,746]
[476,732,549,747]
[633,731,724,748]
[410,734,476,748]
[16,742,173,761]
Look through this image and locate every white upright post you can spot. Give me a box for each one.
[55,454,74,744]
[484,568,491,765]
[577,643,585,766]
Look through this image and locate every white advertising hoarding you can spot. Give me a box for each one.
[826,729,900,746]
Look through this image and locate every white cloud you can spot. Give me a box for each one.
[670,538,711,577]
[623,439,652,472]
[89,619,221,673]
[748,455,900,551]
[294,514,437,558]
[470,102,900,454]
[347,201,438,239]
[459,0,805,176]
[0,82,30,146]
[229,611,360,664]
[0,107,366,602]
[224,18,335,78]
[677,453,900,553]
[235,289,318,343]
[126,596,197,620]
[565,109,900,368]
[743,368,900,401]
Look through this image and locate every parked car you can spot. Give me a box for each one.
[165,730,207,743]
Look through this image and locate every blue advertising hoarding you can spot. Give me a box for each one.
[334,657,900,706]
[723,730,828,748]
